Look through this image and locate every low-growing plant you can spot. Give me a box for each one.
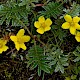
[0,0,80,80]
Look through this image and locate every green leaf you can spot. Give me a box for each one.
[47,48,68,73]
[55,62,64,73]
[73,49,80,62]
[27,58,35,68]
[71,75,77,79]
[63,2,80,17]
[38,66,41,76]
[59,64,64,73]
[73,57,80,62]
[40,64,50,73]
[39,2,63,19]
[27,45,50,76]
[0,1,29,26]
[55,64,60,72]
[0,16,6,25]
[49,60,57,66]
[18,0,38,6]
[31,62,38,70]
[76,46,80,52]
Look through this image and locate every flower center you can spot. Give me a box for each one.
[70,22,75,26]
[41,22,46,28]
[17,37,23,44]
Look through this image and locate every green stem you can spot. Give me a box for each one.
[37,37,46,46]
[34,37,37,54]
[51,30,60,49]
[18,19,46,46]
[18,20,33,37]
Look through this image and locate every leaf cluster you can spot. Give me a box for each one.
[73,46,80,62]
[0,0,80,79]
[46,47,68,73]
[39,2,63,19]
[63,2,80,17]
[0,0,38,26]
[26,45,50,76]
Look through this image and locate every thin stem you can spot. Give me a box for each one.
[37,37,46,46]
[51,30,60,49]
[34,36,37,54]
[18,19,46,46]
[6,48,16,55]
[18,19,33,38]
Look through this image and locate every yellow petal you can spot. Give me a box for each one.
[0,46,8,53]
[22,36,30,42]
[64,14,72,22]
[61,22,70,29]
[45,18,52,26]
[19,43,26,50]
[75,32,80,42]
[34,21,41,28]
[37,28,44,34]
[15,42,20,51]
[69,27,76,35]
[3,40,8,45]
[2,46,8,51]
[38,16,45,23]
[0,49,3,53]
[44,26,51,31]
[73,16,80,23]
[0,39,7,45]
[10,36,17,42]
[75,23,80,30]
[0,39,4,44]
[17,29,24,37]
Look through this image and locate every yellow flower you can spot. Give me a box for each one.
[34,16,52,34]
[61,14,80,35]
[75,31,80,42]
[10,29,30,51]
[0,39,8,53]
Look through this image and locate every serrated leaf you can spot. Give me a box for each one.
[49,60,57,66]
[48,48,68,73]
[0,1,29,26]
[40,64,50,73]
[62,63,69,66]
[73,57,80,62]
[55,63,64,73]
[39,2,63,19]
[27,45,50,76]
[0,16,6,25]
[63,2,80,17]
[59,64,64,73]
[76,46,80,52]
[55,64,60,72]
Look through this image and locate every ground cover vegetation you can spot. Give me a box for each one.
[0,0,80,80]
